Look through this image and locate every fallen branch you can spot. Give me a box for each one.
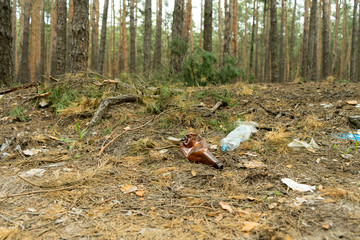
[87,95,139,129]
[0,186,78,200]
[97,110,170,156]
[0,82,38,95]
[17,175,43,188]
[0,213,25,230]
[210,100,226,112]
[21,92,50,105]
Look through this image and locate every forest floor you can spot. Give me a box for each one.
[0,75,360,240]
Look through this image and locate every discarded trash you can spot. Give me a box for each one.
[348,116,360,129]
[356,104,360,108]
[0,138,11,152]
[281,178,316,192]
[179,133,223,169]
[23,148,42,156]
[19,168,46,178]
[288,138,319,152]
[320,103,333,108]
[346,100,358,105]
[332,133,360,141]
[220,121,258,151]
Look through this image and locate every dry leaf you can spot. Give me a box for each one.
[123,125,131,131]
[191,170,197,176]
[346,100,358,105]
[219,201,234,214]
[135,189,144,197]
[268,203,277,210]
[242,221,258,232]
[243,160,267,169]
[322,224,330,230]
[215,214,223,222]
[121,184,138,194]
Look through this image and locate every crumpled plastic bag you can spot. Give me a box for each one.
[288,138,319,152]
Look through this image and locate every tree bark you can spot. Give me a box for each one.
[143,0,152,72]
[322,0,330,79]
[350,0,357,81]
[232,0,238,58]
[98,0,108,74]
[17,0,30,83]
[249,0,257,73]
[183,0,192,43]
[39,0,45,81]
[340,0,347,77]
[278,0,285,82]
[12,0,17,80]
[170,0,185,73]
[357,0,360,82]
[243,0,248,71]
[50,0,57,77]
[0,0,13,86]
[153,0,163,70]
[121,0,128,72]
[269,0,278,82]
[254,0,260,80]
[289,0,297,81]
[307,0,318,81]
[223,0,232,56]
[300,0,309,77]
[129,0,136,73]
[199,0,203,49]
[90,0,98,71]
[218,0,223,66]
[203,0,212,52]
[53,0,67,76]
[71,0,89,73]
[331,0,340,75]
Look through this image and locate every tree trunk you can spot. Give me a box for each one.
[129,0,136,73]
[203,0,212,52]
[218,0,223,66]
[243,0,248,71]
[254,0,260,80]
[143,0,152,72]
[17,0,30,83]
[90,0,98,71]
[111,0,116,77]
[122,0,128,72]
[261,0,267,82]
[223,0,232,57]
[183,0,191,43]
[350,0,357,81]
[53,0,67,76]
[322,0,330,79]
[39,0,45,81]
[50,0,57,77]
[0,0,13,86]
[357,0,360,82]
[153,0,163,70]
[331,0,340,75]
[289,0,297,81]
[300,0,309,77]
[170,0,185,73]
[71,0,89,73]
[269,0,278,82]
[232,0,238,58]
[307,0,318,81]
[340,0,347,77]
[98,0,108,74]
[199,0,203,49]
[12,0,17,80]
[278,0,285,82]
[249,0,257,73]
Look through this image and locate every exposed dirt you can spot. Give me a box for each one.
[0,78,360,239]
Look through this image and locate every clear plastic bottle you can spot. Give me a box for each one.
[220,121,258,151]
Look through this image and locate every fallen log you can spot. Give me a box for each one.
[87,95,140,129]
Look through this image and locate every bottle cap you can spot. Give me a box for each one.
[221,145,228,151]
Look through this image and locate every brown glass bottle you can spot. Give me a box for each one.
[179,133,223,169]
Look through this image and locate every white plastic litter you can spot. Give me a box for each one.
[281,178,316,192]
[23,148,42,156]
[19,168,46,178]
[0,138,11,152]
[320,103,333,108]
[220,121,258,151]
[288,138,319,151]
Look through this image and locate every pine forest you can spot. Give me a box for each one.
[0,1,360,239]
